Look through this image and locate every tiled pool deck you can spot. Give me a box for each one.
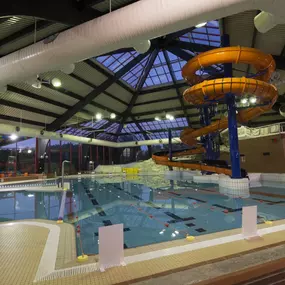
[0,219,284,285]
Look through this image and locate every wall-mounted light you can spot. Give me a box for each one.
[249,97,257,104]
[51,78,62,87]
[110,113,116,119]
[9,134,18,141]
[95,113,102,120]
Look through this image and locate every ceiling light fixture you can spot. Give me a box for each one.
[27,149,32,154]
[249,97,257,104]
[165,114,171,119]
[241,98,248,104]
[169,115,175,121]
[110,113,116,119]
[51,78,62,87]
[95,113,102,120]
[195,22,207,28]
[9,134,18,141]
[155,116,161,121]
[32,81,42,89]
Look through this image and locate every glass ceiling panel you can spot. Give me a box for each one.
[105,122,120,134]
[143,51,173,88]
[97,133,117,141]
[96,51,139,73]
[118,133,145,142]
[140,118,188,131]
[165,51,187,81]
[82,119,108,129]
[179,20,221,47]
[121,123,140,134]
[121,55,150,88]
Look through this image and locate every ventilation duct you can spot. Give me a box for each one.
[0,124,181,147]
[0,0,284,88]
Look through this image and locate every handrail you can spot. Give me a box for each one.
[61,160,70,189]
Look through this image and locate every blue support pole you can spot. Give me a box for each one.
[202,107,212,160]
[168,128,173,171]
[168,128,172,161]
[222,34,241,178]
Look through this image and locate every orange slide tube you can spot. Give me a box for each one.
[152,47,278,176]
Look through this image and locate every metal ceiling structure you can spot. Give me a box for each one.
[0,1,285,144]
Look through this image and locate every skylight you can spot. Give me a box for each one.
[179,20,221,47]
[96,51,139,73]
[143,51,172,88]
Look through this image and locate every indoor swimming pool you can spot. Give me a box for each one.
[0,176,284,255]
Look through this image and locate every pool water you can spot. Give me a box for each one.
[70,176,285,255]
[0,176,284,255]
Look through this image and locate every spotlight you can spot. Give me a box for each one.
[155,116,161,121]
[169,115,175,121]
[165,114,171,119]
[110,113,116,119]
[195,22,207,28]
[241,98,248,104]
[95,113,102,120]
[249,97,257,104]
[51,78,62,87]
[27,149,32,154]
[9,134,18,141]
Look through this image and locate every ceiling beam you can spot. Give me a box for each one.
[0,114,46,127]
[0,20,52,48]
[7,85,93,118]
[47,52,151,131]
[163,27,195,46]
[130,116,150,140]
[69,73,128,106]
[0,1,101,25]
[7,85,70,110]
[0,99,58,118]
[135,96,181,106]
[115,49,159,137]
[99,47,135,57]
[167,40,214,53]
[84,59,135,95]
[163,50,190,126]
[167,46,221,74]
[138,82,188,94]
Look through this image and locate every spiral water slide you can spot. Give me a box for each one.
[152,47,278,175]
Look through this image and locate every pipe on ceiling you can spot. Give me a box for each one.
[0,0,284,89]
[0,123,182,147]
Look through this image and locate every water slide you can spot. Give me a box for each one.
[153,47,278,176]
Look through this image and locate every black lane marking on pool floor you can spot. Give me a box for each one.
[212,204,242,212]
[186,223,195,227]
[195,228,206,233]
[95,206,106,216]
[252,198,285,205]
[168,191,181,196]
[113,185,162,209]
[187,196,207,203]
[165,212,196,224]
[91,198,99,205]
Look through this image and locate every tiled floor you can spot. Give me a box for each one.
[0,219,285,285]
[0,223,48,285]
